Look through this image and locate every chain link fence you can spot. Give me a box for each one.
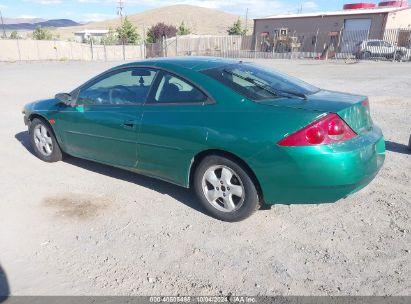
[1,28,410,62]
[0,39,145,61]
[147,28,411,62]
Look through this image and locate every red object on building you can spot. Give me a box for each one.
[343,3,377,9]
[378,1,408,7]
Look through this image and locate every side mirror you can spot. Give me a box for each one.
[55,93,74,106]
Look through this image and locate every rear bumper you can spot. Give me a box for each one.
[255,126,385,205]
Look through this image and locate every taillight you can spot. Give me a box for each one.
[277,114,357,146]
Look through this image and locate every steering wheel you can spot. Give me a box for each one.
[109,85,134,104]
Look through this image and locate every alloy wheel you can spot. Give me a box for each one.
[33,124,53,156]
[201,165,245,213]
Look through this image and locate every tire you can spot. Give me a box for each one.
[408,134,411,151]
[361,52,371,60]
[395,52,404,62]
[194,155,260,222]
[29,118,63,162]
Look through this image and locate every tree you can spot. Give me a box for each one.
[116,17,139,44]
[101,27,119,45]
[32,27,52,40]
[9,31,19,39]
[177,21,191,36]
[146,22,177,43]
[227,19,246,36]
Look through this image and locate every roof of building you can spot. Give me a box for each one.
[257,6,411,20]
[74,29,109,34]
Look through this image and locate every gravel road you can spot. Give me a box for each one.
[0,59,409,296]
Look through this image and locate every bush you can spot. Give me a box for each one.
[227,19,246,36]
[9,31,19,39]
[147,22,177,43]
[177,21,191,36]
[32,27,53,40]
[101,27,119,45]
[116,17,139,44]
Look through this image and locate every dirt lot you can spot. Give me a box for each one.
[0,59,409,296]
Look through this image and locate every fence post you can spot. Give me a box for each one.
[313,28,319,59]
[103,41,107,61]
[16,37,21,61]
[90,39,94,60]
[70,41,73,60]
[175,34,178,57]
[393,28,400,62]
[254,32,257,59]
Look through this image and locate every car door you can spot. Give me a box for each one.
[55,67,158,168]
[381,41,394,56]
[366,41,380,56]
[137,70,211,185]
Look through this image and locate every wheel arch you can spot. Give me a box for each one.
[28,113,63,149]
[189,149,264,203]
[28,113,55,134]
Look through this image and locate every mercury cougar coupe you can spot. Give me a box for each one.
[22,57,385,221]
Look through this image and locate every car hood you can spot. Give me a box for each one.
[25,98,58,112]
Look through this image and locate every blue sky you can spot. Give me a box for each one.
[0,0,351,22]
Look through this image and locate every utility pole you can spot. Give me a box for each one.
[0,10,6,39]
[117,0,124,25]
[245,8,249,34]
[117,0,125,60]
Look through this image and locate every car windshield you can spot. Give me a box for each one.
[202,63,319,101]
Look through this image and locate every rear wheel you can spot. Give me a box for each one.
[194,155,260,222]
[361,51,371,60]
[29,118,63,162]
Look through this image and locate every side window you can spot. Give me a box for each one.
[153,73,208,104]
[78,68,157,105]
[367,41,379,47]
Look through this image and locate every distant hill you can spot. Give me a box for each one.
[3,19,80,31]
[2,17,46,24]
[56,5,252,39]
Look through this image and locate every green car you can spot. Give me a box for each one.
[22,57,385,222]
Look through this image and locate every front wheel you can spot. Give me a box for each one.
[395,52,404,61]
[29,118,63,162]
[194,155,260,222]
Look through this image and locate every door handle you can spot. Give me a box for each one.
[122,121,136,128]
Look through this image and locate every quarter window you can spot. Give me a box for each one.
[78,68,157,105]
[153,73,207,104]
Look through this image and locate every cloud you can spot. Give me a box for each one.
[302,1,318,9]
[82,12,116,22]
[24,0,62,4]
[18,15,39,18]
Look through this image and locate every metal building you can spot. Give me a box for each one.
[253,1,411,55]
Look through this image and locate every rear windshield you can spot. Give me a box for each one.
[202,63,319,101]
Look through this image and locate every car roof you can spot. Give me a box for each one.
[117,56,240,72]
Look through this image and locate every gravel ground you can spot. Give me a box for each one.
[0,59,409,296]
